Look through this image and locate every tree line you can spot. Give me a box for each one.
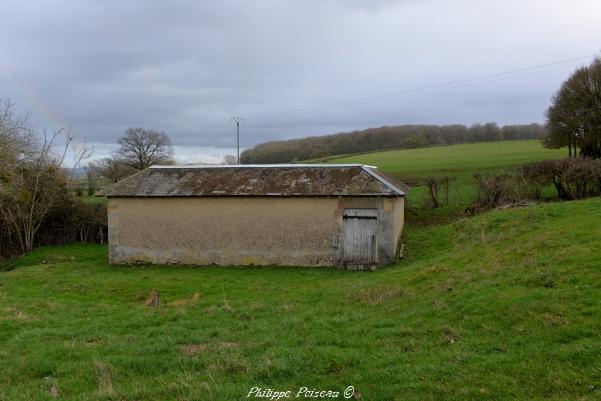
[240,123,548,164]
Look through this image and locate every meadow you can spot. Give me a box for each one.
[1,140,599,401]
[326,140,566,184]
[327,140,567,226]
[1,199,599,400]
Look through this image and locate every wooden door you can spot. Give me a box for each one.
[342,209,378,265]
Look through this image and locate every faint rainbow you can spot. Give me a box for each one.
[13,75,65,130]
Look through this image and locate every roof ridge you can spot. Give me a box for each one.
[360,166,406,196]
[106,164,407,197]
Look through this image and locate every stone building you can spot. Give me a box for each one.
[106,164,407,268]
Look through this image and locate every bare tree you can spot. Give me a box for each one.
[117,127,174,170]
[71,138,95,170]
[0,128,71,252]
[424,176,451,209]
[88,157,137,183]
[0,99,107,256]
[0,99,34,169]
[222,154,237,165]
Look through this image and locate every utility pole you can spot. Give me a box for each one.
[231,116,245,164]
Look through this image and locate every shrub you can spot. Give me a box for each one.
[424,176,452,209]
[0,196,106,259]
[470,158,601,213]
[36,199,107,246]
[518,158,601,200]
[473,172,518,209]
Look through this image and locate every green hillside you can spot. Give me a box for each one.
[1,198,600,400]
[326,140,565,184]
[325,140,567,226]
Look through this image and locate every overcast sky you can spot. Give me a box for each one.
[1,0,600,163]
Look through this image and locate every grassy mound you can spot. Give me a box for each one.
[0,199,600,400]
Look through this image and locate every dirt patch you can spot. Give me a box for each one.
[349,285,405,305]
[182,342,238,356]
[44,376,59,399]
[170,292,202,306]
[0,306,30,321]
[94,361,115,398]
[442,327,460,344]
[144,290,159,307]
[83,337,106,347]
[279,303,296,311]
[541,313,567,326]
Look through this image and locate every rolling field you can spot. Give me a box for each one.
[1,198,600,400]
[326,140,566,226]
[89,140,564,211]
[326,140,566,184]
[1,139,597,400]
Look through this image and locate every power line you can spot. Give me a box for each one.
[244,55,595,120]
[197,53,597,134]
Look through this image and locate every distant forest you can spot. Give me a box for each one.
[240,123,548,164]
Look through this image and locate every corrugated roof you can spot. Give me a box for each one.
[105,164,407,197]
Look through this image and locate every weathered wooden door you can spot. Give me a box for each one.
[342,209,378,265]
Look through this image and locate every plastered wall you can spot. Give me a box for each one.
[108,196,404,267]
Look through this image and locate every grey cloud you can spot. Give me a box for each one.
[0,0,600,161]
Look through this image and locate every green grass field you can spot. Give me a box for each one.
[1,198,600,400]
[327,140,566,184]
[91,140,565,210]
[326,140,567,226]
[2,140,598,400]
